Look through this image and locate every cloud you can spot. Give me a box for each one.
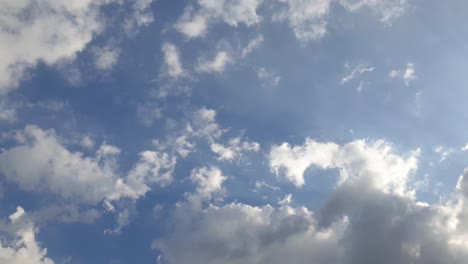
[269,138,419,195]
[161,43,186,79]
[124,0,157,35]
[0,0,157,93]
[257,67,281,87]
[155,135,468,264]
[196,51,232,74]
[273,0,331,43]
[242,35,265,57]
[433,146,453,163]
[339,0,409,24]
[210,136,260,161]
[273,0,409,43]
[93,45,120,70]
[341,64,375,84]
[389,62,416,85]
[188,166,227,207]
[0,207,55,264]
[175,0,264,39]
[136,102,163,127]
[0,0,106,93]
[0,125,175,204]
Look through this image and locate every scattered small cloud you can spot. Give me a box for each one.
[257,67,281,87]
[242,35,264,57]
[389,62,416,85]
[196,51,232,74]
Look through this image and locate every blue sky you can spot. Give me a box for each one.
[2,0,468,263]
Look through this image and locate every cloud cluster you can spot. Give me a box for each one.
[0,207,55,264]
[0,0,105,92]
[0,0,157,92]
[156,137,468,264]
[0,125,175,205]
[175,0,264,39]
[273,0,409,43]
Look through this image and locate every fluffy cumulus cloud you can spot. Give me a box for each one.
[0,0,105,92]
[0,0,157,93]
[175,0,264,39]
[0,207,55,264]
[0,125,175,204]
[161,43,186,79]
[211,137,260,161]
[155,136,468,264]
[269,138,419,194]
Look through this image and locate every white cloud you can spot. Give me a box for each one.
[196,51,232,74]
[80,135,95,149]
[161,43,186,79]
[341,64,375,84]
[0,0,157,93]
[0,100,16,122]
[93,45,120,70]
[463,143,468,151]
[124,0,157,35]
[175,0,263,39]
[242,35,264,57]
[186,166,228,210]
[273,0,409,43]
[0,207,55,264]
[257,67,281,87]
[339,0,409,24]
[0,0,106,93]
[433,145,453,163]
[9,207,25,223]
[189,166,227,203]
[190,107,225,139]
[126,151,177,194]
[211,137,260,161]
[273,0,331,43]
[155,136,468,264]
[137,102,163,127]
[270,138,419,196]
[269,138,340,187]
[0,125,175,204]
[389,62,416,85]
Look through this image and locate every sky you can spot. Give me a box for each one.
[2,0,468,263]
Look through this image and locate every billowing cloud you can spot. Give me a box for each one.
[0,207,55,264]
[0,0,157,93]
[0,125,175,204]
[155,136,468,264]
[0,0,104,93]
[175,0,264,39]
[270,138,419,195]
